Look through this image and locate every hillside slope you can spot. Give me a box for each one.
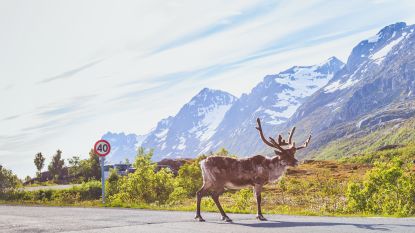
[279,22,415,159]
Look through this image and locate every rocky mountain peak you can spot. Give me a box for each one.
[347,22,413,70]
[185,88,237,108]
[141,88,237,160]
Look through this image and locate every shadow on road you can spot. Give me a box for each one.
[229,220,414,231]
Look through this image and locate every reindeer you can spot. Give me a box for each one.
[195,118,311,222]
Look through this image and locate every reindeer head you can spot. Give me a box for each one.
[255,118,311,167]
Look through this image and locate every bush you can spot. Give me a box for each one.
[346,158,415,216]
[154,168,174,204]
[76,180,101,200]
[109,149,175,205]
[0,180,101,203]
[0,165,20,194]
[34,189,53,201]
[168,187,188,204]
[106,168,120,197]
[174,159,203,197]
[232,189,253,212]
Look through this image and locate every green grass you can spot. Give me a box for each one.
[310,118,415,160]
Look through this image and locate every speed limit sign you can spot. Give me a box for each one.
[94,139,111,204]
[94,139,111,157]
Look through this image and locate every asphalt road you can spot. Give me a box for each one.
[1,205,415,233]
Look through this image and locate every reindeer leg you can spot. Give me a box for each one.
[254,185,267,221]
[211,193,232,222]
[195,187,207,222]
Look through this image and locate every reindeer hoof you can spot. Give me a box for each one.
[195,215,205,222]
[222,216,232,222]
[256,215,267,221]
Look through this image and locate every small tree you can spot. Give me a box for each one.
[87,149,101,180]
[216,148,230,157]
[110,147,174,204]
[34,152,45,178]
[48,150,65,181]
[0,165,20,193]
[125,158,131,166]
[106,168,120,197]
[174,158,203,197]
[133,147,154,169]
[24,176,32,183]
[68,156,82,182]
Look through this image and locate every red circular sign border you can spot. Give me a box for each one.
[94,139,111,157]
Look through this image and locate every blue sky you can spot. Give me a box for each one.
[1,0,415,177]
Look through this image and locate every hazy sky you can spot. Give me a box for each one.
[1,0,415,178]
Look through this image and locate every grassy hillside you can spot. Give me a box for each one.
[308,117,415,160]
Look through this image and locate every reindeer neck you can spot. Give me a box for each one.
[267,157,288,182]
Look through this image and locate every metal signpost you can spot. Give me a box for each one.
[94,139,111,204]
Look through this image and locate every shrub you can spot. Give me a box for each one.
[154,168,174,204]
[34,189,53,201]
[174,159,203,197]
[346,158,415,216]
[168,187,188,204]
[232,189,253,212]
[0,165,20,194]
[109,150,174,205]
[76,180,101,200]
[106,168,120,197]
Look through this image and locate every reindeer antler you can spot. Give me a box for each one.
[256,118,278,148]
[296,134,312,150]
[288,127,296,144]
[256,118,311,152]
[256,118,287,152]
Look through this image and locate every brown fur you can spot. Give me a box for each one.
[194,118,311,222]
[195,154,295,222]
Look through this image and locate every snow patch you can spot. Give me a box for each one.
[199,104,232,141]
[177,137,186,150]
[324,78,360,93]
[155,128,168,140]
[367,33,380,43]
[370,32,407,64]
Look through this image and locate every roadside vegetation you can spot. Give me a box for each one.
[1,143,415,217]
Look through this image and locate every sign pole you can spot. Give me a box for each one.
[101,156,105,204]
[94,139,110,205]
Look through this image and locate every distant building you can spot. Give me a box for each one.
[103,158,191,179]
[103,163,135,179]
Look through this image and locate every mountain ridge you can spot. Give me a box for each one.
[103,22,415,162]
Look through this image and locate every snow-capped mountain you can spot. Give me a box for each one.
[204,57,344,156]
[103,22,415,161]
[321,22,413,96]
[141,88,237,160]
[287,22,415,155]
[101,132,146,163]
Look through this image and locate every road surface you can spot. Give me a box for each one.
[0,205,414,233]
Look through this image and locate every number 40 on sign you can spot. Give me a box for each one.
[94,139,111,157]
[94,139,111,204]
